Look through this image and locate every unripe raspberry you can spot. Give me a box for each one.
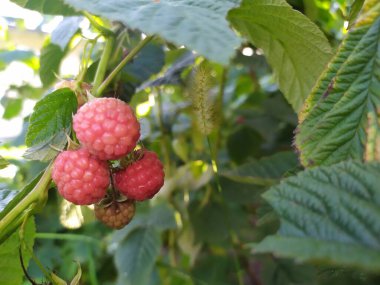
[52,149,109,205]
[73,98,140,160]
[114,150,165,201]
[95,200,135,229]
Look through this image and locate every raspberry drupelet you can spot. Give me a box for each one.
[52,148,109,205]
[73,98,140,161]
[114,150,165,201]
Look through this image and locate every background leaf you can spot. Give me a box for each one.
[254,161,380,272]
[51,17,82,51]
[295,2,380,167]
[25,88,77,147]
[222,151,299,186]
[228,0,333,111]
[114,228,161,285]
[0,50,36,71]
[0,156,9,170]
[39,43,66,87]
[0,218,36,285]
[63,0,241,64]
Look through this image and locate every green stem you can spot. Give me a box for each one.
[95,35,154,97]
[206,136,222,193]
[35,233,102,247]
[215,68,228,150]
[92,37,115,95]
[82,11,114,37]
[0,162,53,235]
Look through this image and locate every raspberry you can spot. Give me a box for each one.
[114,150,165,201]
[73,98,140,160]
[52,149,109,205]
[95,200,135,229]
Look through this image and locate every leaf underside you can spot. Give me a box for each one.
[63,0,241,64]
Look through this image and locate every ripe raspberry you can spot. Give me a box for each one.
[52,149,109,205]
[73,98,140,160]
[114,150,165,201]
[95,200,135,229]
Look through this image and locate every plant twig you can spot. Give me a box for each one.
[92,37,115,94]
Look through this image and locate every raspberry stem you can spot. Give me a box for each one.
[94,35,154,97]
[0,162,53,238]
[92,36,115,95]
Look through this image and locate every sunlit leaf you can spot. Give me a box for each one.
[295,1,380,166]
[228,0,333,111]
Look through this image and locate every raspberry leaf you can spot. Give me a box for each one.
[26,88,77,148]
[295,1,380,167]
[253,161,380,272]
[63,0,241,65]
[228,0,333,112]
[10,0,77,15]
[0,218,35,285]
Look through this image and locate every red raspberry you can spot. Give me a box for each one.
[52,149,109,205]
[114,150,165,201]
[73,98,140,160]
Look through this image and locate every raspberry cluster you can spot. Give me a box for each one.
[51,97,165,229]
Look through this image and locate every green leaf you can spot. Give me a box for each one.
[63,0,241,64]
[295,2,380,167]
[228,0,333,112]
[0,50,35,71]
[0,218,36,285]
[123,43,165,84]
[25,88,77,147]
[24,131,68,162]
[0,156,9,170]
[189,201,230,244]
[1,98,23,119]
[10,0,77,15]
[114,228,161,285]
[254,161,380,272]
[51,17,82,51]
[39,43,65,87]
[222,151,299,186]
[347,0,365,29]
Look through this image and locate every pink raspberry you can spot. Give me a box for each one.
[114,150,165,201]
[73,98,140,160]
[52,149,109,205]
